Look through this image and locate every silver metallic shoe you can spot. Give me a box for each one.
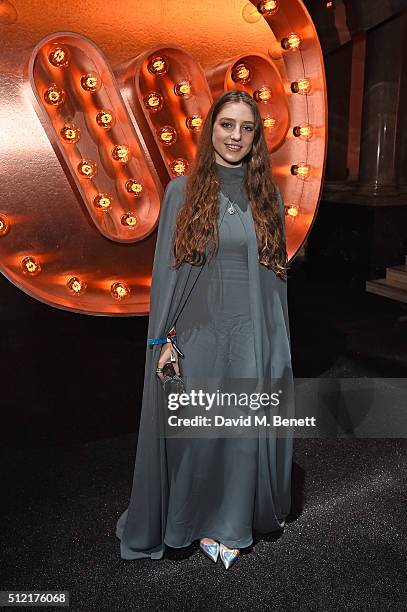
[199,539,220,563]
[219,544,240,569]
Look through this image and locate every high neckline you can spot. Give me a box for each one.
[216,162,246,183]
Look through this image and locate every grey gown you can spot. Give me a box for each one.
[164,162,268,549]
[116,163,293,559]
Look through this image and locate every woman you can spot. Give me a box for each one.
[116,89,294,569]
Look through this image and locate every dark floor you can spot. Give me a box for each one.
[1,259,407,611]
[1,437,406,612]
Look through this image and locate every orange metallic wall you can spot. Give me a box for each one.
[0,0,327,315]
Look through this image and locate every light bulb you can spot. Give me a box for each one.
[67,277,87,295]
[143,92,164,112]
[80,73,101,92]
[112,145,131,163]
[21,256,41,275]
[44,84,65,107]
[174,81,192,97]
[157,126,177,146]
[263,116,277,129]
[231,63,252,84]
[111,282,130,301]
[254,87,272,103]
[121,213,138,227]
[281,33,301,52]
[93,193,113,210]
[125,180,143,197]
[78,159,97,178]
[170,159,189,176]
[48,44,70,68]
[60,123,81,144]
[293,124,313,140]
[148,56,168,75]
[286,204,300,217]
[291,78,312,95]
[291,163,311,180]
[186,115,203,131]
[257,0,279,16]
[96,110,115,129]
[0,214,10,236]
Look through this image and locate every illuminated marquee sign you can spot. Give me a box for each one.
[0,0,327,315]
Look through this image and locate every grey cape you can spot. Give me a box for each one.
[115,175,295,559]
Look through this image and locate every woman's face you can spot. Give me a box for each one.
[212,101,255,167]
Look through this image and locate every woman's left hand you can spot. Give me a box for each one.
[156,342,180,382]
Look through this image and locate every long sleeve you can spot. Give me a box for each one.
[146,177,186,347]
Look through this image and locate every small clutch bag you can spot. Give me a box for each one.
[161,362,186,408]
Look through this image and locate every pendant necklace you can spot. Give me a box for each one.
[223,183,243,215]
[227,200,236,215]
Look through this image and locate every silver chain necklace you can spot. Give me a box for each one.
[221,184,243,215]
[227,199,236,215]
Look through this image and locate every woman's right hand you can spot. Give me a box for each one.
[156,342,180,382]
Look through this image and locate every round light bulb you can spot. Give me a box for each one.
[121,213,138,227]
[60,123,81,144]
[21,256,41,276]
[293,124,313,140]
[0,214,10,236]
[286,204,300,217]
[157,126,177,146]
[254,87,272,103]
[257,0,279,15]
[44,84,65,107]
[112,145,131,163]
[291,163,311,180]
[147,56,168,75]
[78,159,97,178]
[263,116,277,129]
[80,73,101,92]
[186,115,203,131]
[96,110,115,130]
[231,63,252,84]
[170,159,189,176]
[281,33,301,52]
[111,282,131,301]
[48,44,70,68]
[174,81,192,97]
[125,180,143,197]
[93,193,113,210]
[291,78,312,95]
[143,92,164,112]
[67,277,87,295]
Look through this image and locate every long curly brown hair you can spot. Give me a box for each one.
[172,89,288,280]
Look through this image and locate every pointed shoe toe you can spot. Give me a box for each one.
[199,540,220,563]
[220,545,240,570]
